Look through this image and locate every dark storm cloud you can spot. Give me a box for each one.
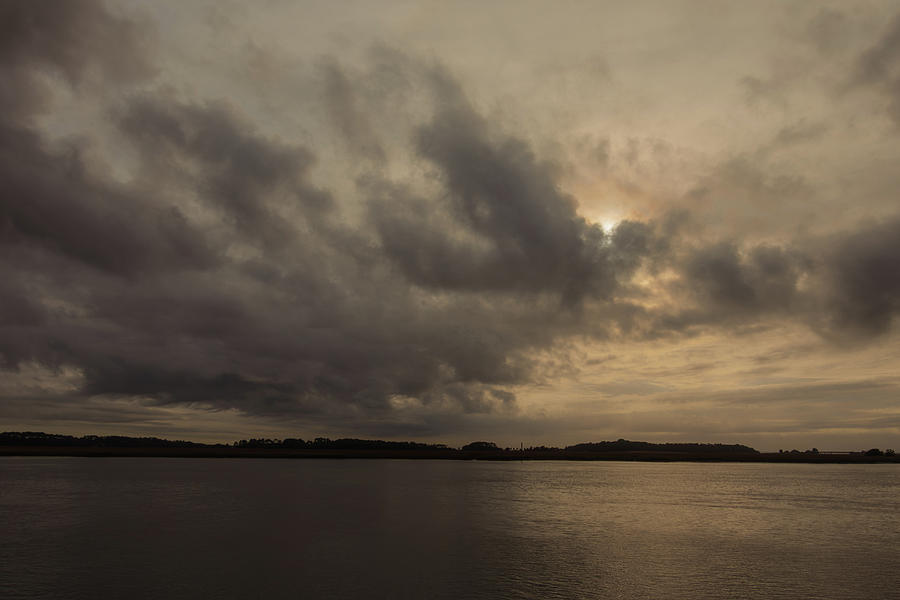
[0,266,45,328]
[0,125,218,276]
[0,0,154,120]
[0,0,153,84]
[656,216,900,340]
[369,95,654,306]
[0,3,589,424]
[822,217,900,336]
[683,243,804,314]
[0,1,199,278]
[116,94,333,250]
[53,75,653,421]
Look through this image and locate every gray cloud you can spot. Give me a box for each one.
[0,126,218,277]
[116,95,333,249]
[683,243,804,315]
[822,217,900,336]
[0,0,153,84]
[806,9,851,56]
[649,214,900,343]
[0,5,584,425]
[855,11,900,123]
[317,59,387,163]
[369,94,655,306]
[0,0,154,120]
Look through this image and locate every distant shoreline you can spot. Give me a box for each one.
[2,446,898,463]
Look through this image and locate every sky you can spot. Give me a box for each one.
[2,0,900,451]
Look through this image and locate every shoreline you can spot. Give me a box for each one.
[2,446,898,463]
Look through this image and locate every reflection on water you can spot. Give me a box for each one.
[1,458,898,599]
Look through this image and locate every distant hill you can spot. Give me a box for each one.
[566,439,759,454]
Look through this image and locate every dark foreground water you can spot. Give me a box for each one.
[1,458,898,599]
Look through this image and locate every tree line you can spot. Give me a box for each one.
[565,439,759,454]
[5,432,759,453]
[232,437,449,451]
[0,431,204,448]
[7,431,893,457]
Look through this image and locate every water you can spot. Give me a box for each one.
[1,458,898,599]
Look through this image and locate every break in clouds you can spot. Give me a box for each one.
[2,1,900,445]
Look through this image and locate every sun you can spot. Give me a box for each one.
[599,217,620,232]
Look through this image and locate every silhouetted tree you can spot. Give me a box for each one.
[462,441,499,451]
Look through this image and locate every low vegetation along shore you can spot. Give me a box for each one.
[2,432,898,463]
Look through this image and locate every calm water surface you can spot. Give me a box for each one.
[1,458,898,599]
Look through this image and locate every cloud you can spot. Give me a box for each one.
[649,214,900,341]
[683,243,804,315]
[821,217,900,336]
[1,6,609,426]
[854,11,900,123]
[116,94,333,248]
[317,58,387,163]
[0,126,218,277]
[2,1,900,444]
[806,8,851,56]
[368,92,655,306]
[0,0,155,120]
